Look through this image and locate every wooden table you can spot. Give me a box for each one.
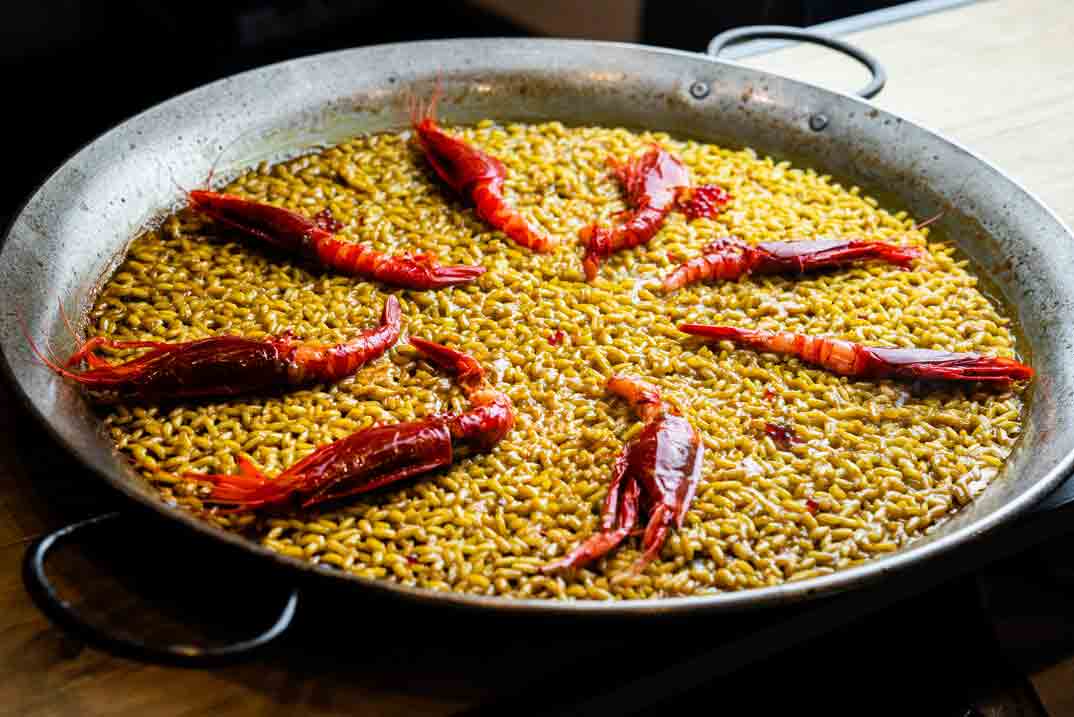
[3,1,1073,714]
[742,0,1074,228]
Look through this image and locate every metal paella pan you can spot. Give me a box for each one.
[3,33,1074,642]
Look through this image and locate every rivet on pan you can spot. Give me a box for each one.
[689,81,710,100]
[809,114,830,131]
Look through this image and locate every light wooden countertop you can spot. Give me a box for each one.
[739,0,1074,228]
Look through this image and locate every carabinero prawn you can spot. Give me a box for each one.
[662,236,922,292]
[193,338,515,510]
[189,192,485,289]
[410,89,557,254]
[33,297,402,403]
[679,324,1034,384]
[580,145,731,281]
[543,375,704,574]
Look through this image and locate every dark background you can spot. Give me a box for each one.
[3,0,903,222]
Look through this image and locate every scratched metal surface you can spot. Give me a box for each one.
[1,38,1072,615]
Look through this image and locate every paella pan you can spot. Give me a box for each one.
[3,36,1073,629]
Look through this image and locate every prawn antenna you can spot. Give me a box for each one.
[428,75,443,122]
[203,125,262,191]
[15,310,78,379]
[58,298,82,346]
[914,210,945,231]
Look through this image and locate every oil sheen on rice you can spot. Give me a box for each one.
[92,121,1027,600]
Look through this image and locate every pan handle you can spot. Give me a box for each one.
[23,512,300,667]
[707,25,887,99]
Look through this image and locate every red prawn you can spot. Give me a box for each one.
[679,324,1034,384]
[580,145,731,281]
[192,337,515,510]
[662,236,923,292]
[188,192,485,289]
[31,296,402,404]
[542,375,704,574]
[410,89,556,253]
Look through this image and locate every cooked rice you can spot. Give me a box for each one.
[91,121,1026,599]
